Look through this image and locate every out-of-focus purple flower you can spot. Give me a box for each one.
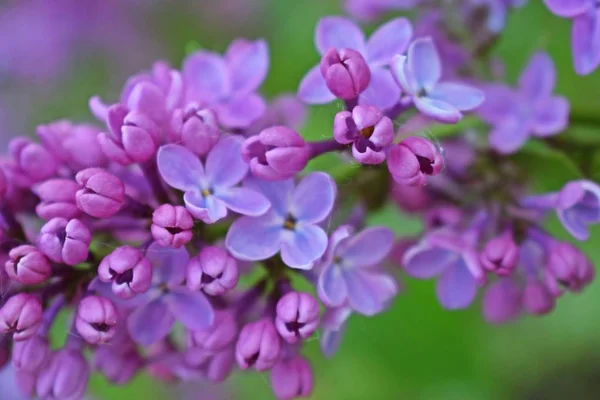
[250,95,307,134]
[320,306,352,358]
[187,310,238,354]
[345,0,420,21]
[319,48,371,100]
[425,205,464,231]
[333,105,394,164]
[387,136,444,186]
[481,52,569,154]
[0,293,42,341]
[226,172,336,269]
[98,246,153,299]
[36,347,90,400]
[186,246,239,296]
[33,179,81,220]
[391,38,484,123]
[467,0,528,34]
[183,39,269,128]
[316,225,397,315]
[404,229,485,309]
[98,105,160,165]
[275,291,320,344]
[151,204,194,249]
[157,136,270,224]
[235,318,281,371]
[94,344,143,385]
[37,120,108,171]
[482,278,523,324]
[12,334,50,373]
[75,295,119,344]
[270,356,314,400]
[242,126,309,180]
[390,180,432,212]
[5,245,51,285]
[127,243,214,346]
[480,231,519,276]
[38,218,91,266]
[0,167,6,202]
[170,104,219,156]
[545,241,594,295]
[299,16,412,110]
[75,168,126,218]
[9,137,57,186]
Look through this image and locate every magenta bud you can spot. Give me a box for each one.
[98,105,159,165]
[38,218,91,266]
[480,231,519,276]
[12,335,51,373]
[275,292,320,344]
[270,356,314,400]
[320,48,371,100]
[188,310,238,353]
[546,242,594,295]
[94,346,143,385]
[0,294,43,341]
[75,168,125,218]
[235,319,282,371]
[333,105,394,164]
[242,126,310,181]
[36,348,90,400]
[33,178,81,220]
[171,104,219,156]
[151,204,194,248]
[523,279,555,315]
[5,245,51,285]
[98,246,152,299]
[75,296,119,344]
[9,137,57,184]
[187,246,239,296]
[387,136,444,186]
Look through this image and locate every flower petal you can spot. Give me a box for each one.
[226,39,269,95]
[366,17,413,67]
[408,37,441,92]
[145,242,189,287]
[215,187,270,217]
[572,9,600,75]
[344,270,397,316]
[315,16,366,55]
[390,54,418,95]
[183,51,231,104]
[543,0,590,18]
[428,82,484,111]
[403,242,457,278]
[225,211,283,261]
[488,117,530,154]
[215,93,266,129]
[244,176,294,217]
[532,96,569,136]
[291,172,336,224]
[436,260,477,309]
[184,191,228,223]
[340,227,394,268]
[317,264,348,307]
[127,298,174,346]
[518,52,556,102]
[164,286,214,331]
[482,278,522,324]
[281,223,328,268]
[414,97,462,123]
[320,307,352,358]
[157,144,204,191]
[478,84,517,125]
[298,65,336,104]
[205,136,248,188]
[358,68,402,110]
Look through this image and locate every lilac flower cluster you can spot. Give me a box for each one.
[0,1,598,399]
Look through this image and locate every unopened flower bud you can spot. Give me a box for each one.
[151,204,194,248]
[36,348,90,400]
[270,356,314,400]
[275,292,319,344]
[76,168,125,218]
[33,179,81,220]
[9,137,57,184]
[546,242,594,295]
[75,296,119,344]
[187,246,239,296]
[12,334,51,373]
[320,48,370,100]
[187,310,238,353]
[38,218,91,266]
[171,104,219,156]
[5,245,51,285]
[235,319,281,371]
[523,279,555,315]
[94,346,143,385]
[387,136,444,186]
[98,246,152,299]
[480,231,519,276]
[0,294,43,341]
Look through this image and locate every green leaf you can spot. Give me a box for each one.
[184,40,202,55]
[563,123,600,145]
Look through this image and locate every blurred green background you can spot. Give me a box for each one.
[4,0,600,399]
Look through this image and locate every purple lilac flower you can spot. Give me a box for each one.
[270,355,314,400]
[183,39,269,128]
[75,168,126,219]
[298,16,412,110]
[320,306,352,358]
[9,137,57,186]
[249,95,307,134]
[38,218,91,266]
[545,241,595,295]
[345,0,420,21]
[480,52,569,154]
[235,318,281,371]
[157,136,270,224]
[127,242,214,346]
[387,136,444,186]
[36,347,90,400]
[390,37,484,123]
[186,246,239,296]
[97,246,153,299]
[5,245,51,285]
[226,172,336,269]
[33,178,81,220]
[0,294,42,341]
[319,47,371,100]
[275,291,320,344]
[316,225,397,315]
[170,105,220,156]
[75,295,119,345]
[12,335,50,374]
[468,0,528,33]
[479,230,519,276]
[187,310,238,354]
[151,204,194,249]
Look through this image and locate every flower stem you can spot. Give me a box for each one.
[308,139,347,159]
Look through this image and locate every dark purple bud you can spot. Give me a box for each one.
[235,319,282,371]
[75,296,119,344]
[38,218,91,266]
[546,242,594,295]
[523,279,555,315]
[12,334,51,373]
[9,137,57,184]
[98,105,160,165]
[387,136,444,186]
[242,126,310,181]
[5,245,51,284]
[33,178,80,220]
[320,48,371,100]
[36,348,90,400]
[0,293,42,341]
[187,310,238,353]
[187,246,239,296]
[151,204,194,249]
[480,231,519,276]
[275,292,319,344]
[270,356,314,400]
[94,346,143,385]
[98,246,152,299]
[171,104,219,156]
[75,168,125,218]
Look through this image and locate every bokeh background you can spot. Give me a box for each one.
[1,0,600,399]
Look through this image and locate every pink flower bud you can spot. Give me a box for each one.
[5,245,51,285]
[98,246,152,299]
[270,356,314,400]
[12,334,51,373]
[38,218,91,266]
[0,294,43,341]
[36,348,90,400]
[187,246,239,296]
[387,136,444,186]
[75,168,125,218]
[151,204,194,248]
[187,310,238,353]
[171,105,219,156]
[235,319,281,371]
[9,137,57,185]
[75,296,119,344]
[545,242,594,295]
[523,279,555,315]
[275,292,320,344]
[33,179,81,220]
[480,231,519,276]
[320,48,371,99]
